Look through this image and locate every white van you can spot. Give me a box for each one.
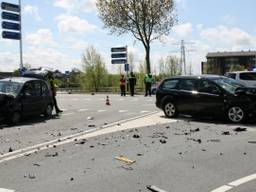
[225,71,256,87]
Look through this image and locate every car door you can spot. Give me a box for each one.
[21,81,44,115]
[196,79,225,115]
[176,79,199,114]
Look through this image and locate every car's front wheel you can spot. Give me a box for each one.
[163,101,178,118]
[44,104,53,117]
[227,106,245,123]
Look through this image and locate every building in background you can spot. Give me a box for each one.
[202,51,256,75]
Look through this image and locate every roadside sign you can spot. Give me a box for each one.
[111,47,127,53]
[1,2,20,13]
[1,11,20,21]
[2,21,20,30]
[124,64,129,72]
[111,59,127,64]
[111,53,127,58]
[111,46,127,64]
[2,31,21,40]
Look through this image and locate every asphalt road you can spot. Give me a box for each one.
[0,94,256,192]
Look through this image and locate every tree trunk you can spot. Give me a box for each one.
[145,45,151,74]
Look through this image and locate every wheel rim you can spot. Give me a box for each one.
[228,107,244,123]
[12,112,20,124]
[165,103,176,117]
[46,105,53,116]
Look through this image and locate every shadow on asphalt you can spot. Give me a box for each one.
[160,114,256,127]
[0,114,60,129]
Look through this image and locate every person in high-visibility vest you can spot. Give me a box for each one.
[144,73,153,97]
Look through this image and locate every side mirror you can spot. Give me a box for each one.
[235,89,246,95]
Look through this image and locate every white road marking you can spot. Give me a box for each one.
[140,110,150,113]
[0,188,15,192]
[131,98,138,101]
[0,111,177,165]
[118,110,128,113]
[83,98,91,101]
[97,110,107,112]
[99,98,105,101]
[211,173,256,192]
[119,98,124,101]
[211,185,233,192]
[78,109,89,112]
[62,113,74,116]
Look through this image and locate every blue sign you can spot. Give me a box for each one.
[2,21,20,30]
[111,59,127,64]
[124,64,129,72]
[2,31,20,40]
[111,53,127,58]
[111,47,127,53]
[1,2,20,12]
[1,11,20,21]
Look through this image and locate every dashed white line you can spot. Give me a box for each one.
[62,113,74,116]
[0,188,15,192]
[97,110,107,112]
[118,110,128,113]
[78,109,89,112]
[140,110,150,113]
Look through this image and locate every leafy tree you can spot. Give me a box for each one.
[158,55,180,79]
[97,0,177,74]
[81,46,108,92]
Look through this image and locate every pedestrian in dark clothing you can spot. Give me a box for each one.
[120,74,126,96]
[144,73,153,97]
[129,72,136,96]
[48,74,63,114]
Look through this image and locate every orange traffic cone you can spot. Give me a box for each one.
[106,96,111,106]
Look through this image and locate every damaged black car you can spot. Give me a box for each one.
[0,77,53,124]
[156,75,256,123]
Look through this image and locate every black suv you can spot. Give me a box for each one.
[156,75,256,123]
[0,77,53,124]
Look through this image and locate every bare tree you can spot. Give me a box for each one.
[97,0,177,74]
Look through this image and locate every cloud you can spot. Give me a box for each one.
[26,29,58,47]
[54,0,96,13]
[200,25,256,49]
[173,23,193,37]
[24,47,81,71]
[55,14,98,33]
[71,41,88,50]
[24,5,42,21]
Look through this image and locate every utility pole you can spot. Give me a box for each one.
[19,0,23,73]
[180,40,186,75]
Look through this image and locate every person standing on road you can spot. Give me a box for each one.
[129,72,136,96]
[144,73,153,97]
[120,74,126,96]
[48,74,63,114]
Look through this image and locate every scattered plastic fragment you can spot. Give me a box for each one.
[146,185,167,192]
[115,155,136,164]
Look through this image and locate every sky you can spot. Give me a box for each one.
[0,0,256,74]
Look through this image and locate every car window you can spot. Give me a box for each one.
[177,79,198,91]
[198,80,221,94]
[33,81,42,96]
[162,79,178,90]
[226,73,236,79]
[0,81,22,97]
[23,82,34,96]
[41,82,49,96]
[239,72,256,80]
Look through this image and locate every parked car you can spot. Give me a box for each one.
[0,77,53,124]
[156,75,256,123]
[225,71,256,87]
